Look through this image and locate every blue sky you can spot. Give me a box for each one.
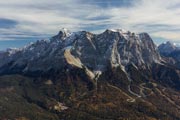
[0,0,180,49]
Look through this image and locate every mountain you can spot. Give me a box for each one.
[0,29,161,75]
[0,29,180,120]
[158,41,180,68]
[0,51,6,59]
[158,41,179,56]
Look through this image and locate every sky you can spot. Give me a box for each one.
[0,0,180,50]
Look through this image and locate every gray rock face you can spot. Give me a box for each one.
[0,29,162,75]
[170,50,180,61]
[158,41,178,56]
[158,41,180,67]
[0,51,6,59]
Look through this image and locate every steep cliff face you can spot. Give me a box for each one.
[0,29,161,74]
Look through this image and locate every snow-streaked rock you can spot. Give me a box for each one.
[0,28,162,76]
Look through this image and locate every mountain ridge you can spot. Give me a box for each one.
[0,29,162,73]
[0,28,180,120]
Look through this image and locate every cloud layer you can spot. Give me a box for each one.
[0,0,180,44]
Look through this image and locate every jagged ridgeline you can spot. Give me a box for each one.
[0,28,180,120]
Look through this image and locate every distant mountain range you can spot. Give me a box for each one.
[0,29,180,120]
[158,41,180,68]
[158,41,180,55]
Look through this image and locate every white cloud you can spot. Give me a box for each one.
[151,31,180,41]
[0,0,180,43]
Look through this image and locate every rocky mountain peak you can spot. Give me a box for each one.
[158,41,177,55]
[51,28,71,41]
[58,28,71,38]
